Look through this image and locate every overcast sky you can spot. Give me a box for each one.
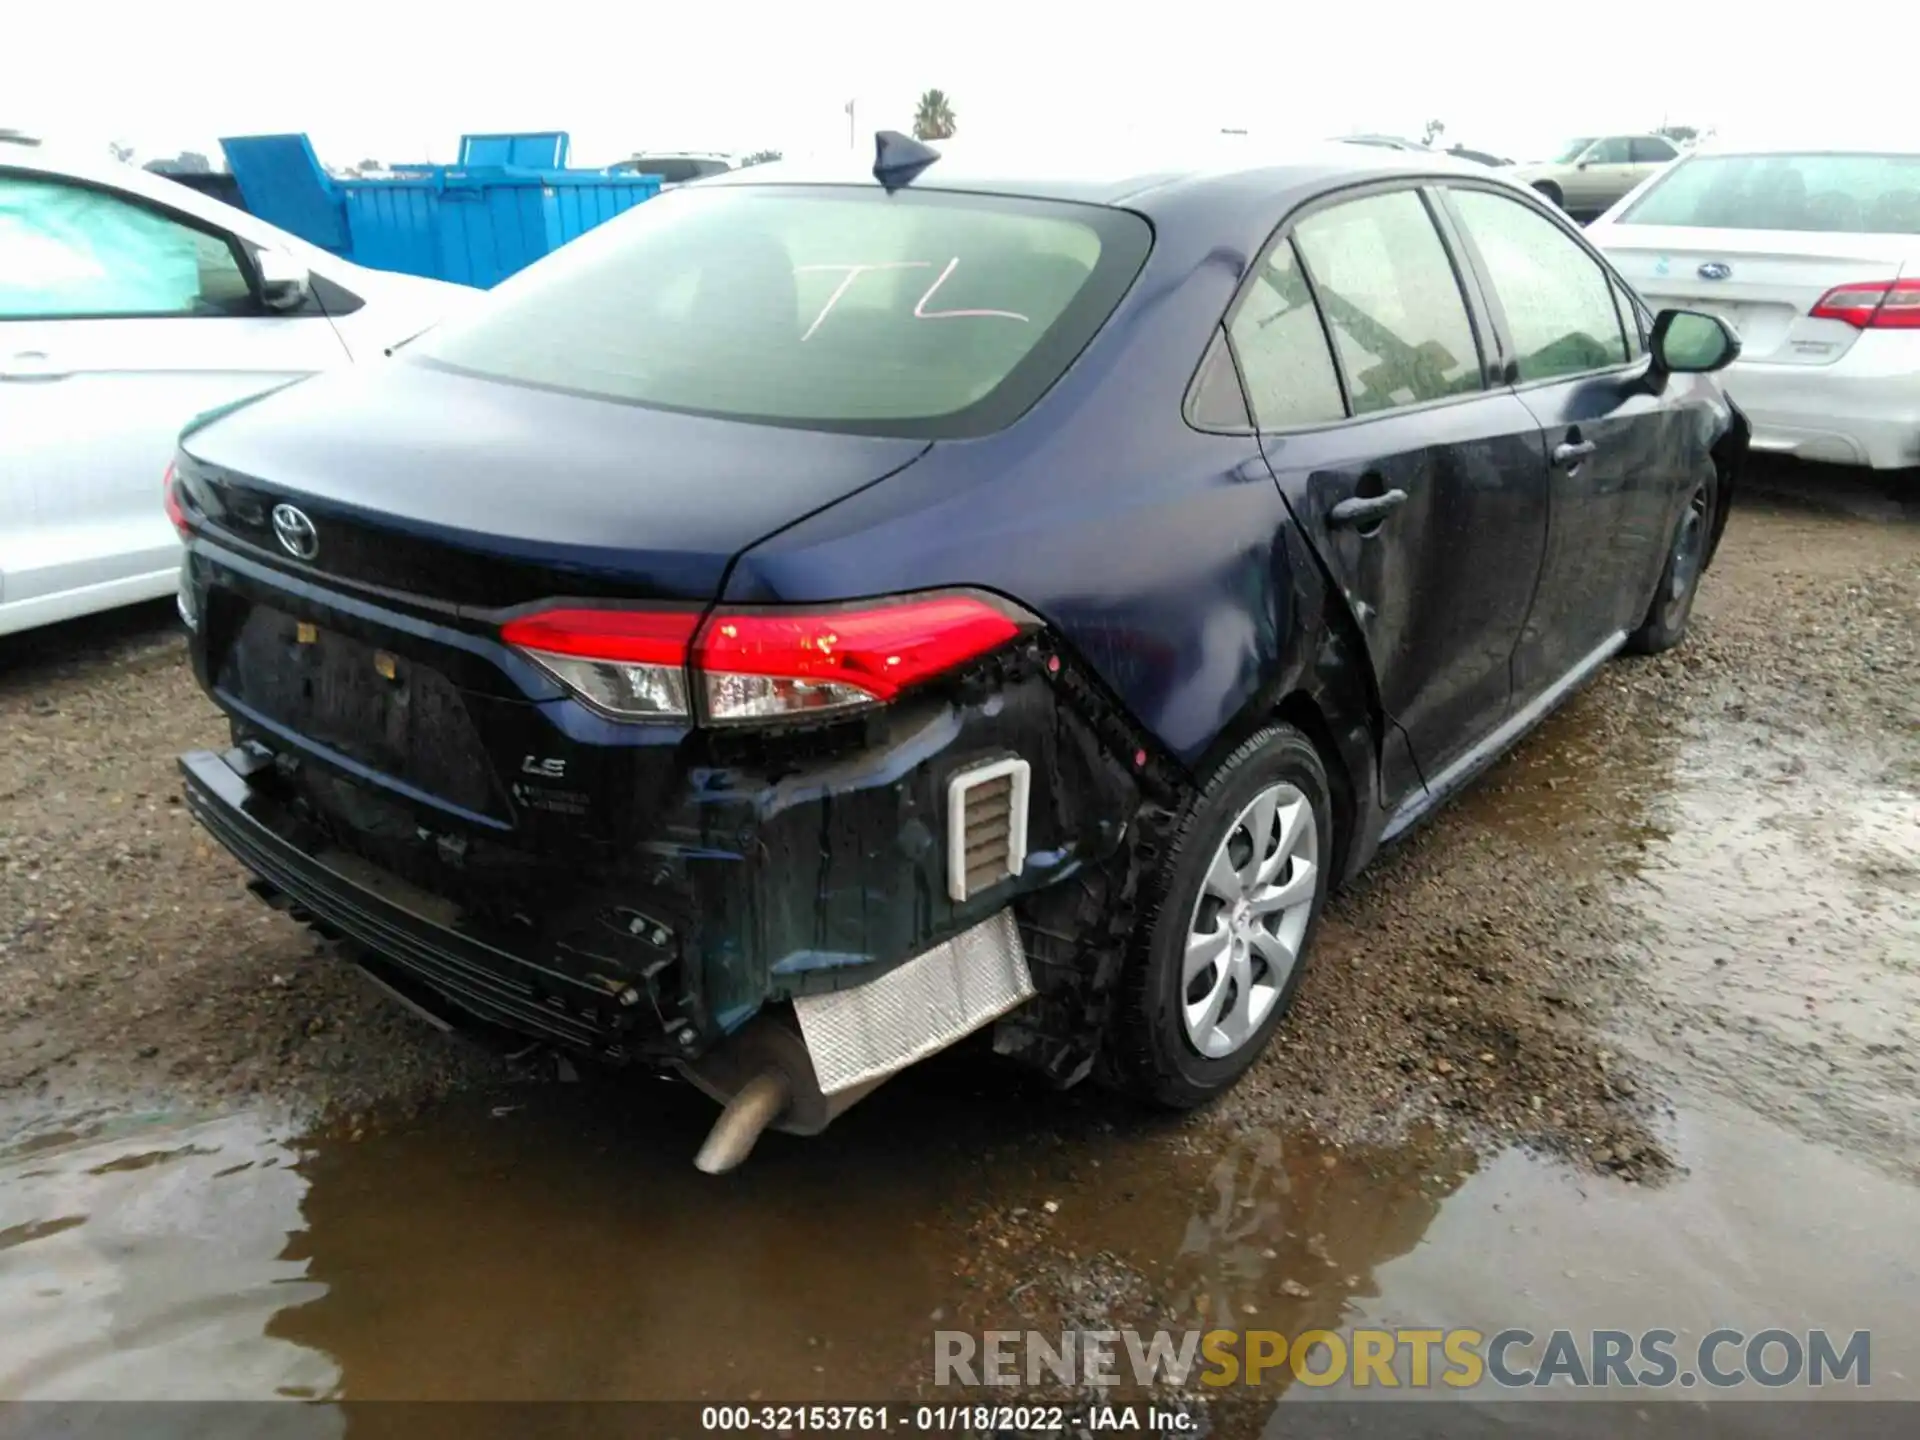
[9,0,1908,169]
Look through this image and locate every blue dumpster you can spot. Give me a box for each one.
[218,130,663,287]
[219,134,352,254]
[457,131,571,168]
[336,166,660,288]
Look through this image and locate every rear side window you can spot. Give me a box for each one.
[1621,152,1920,234]
[410,185,1151,438]
[1449,188,1627,383]
[1291,189,1482,416]
[0,172,252,319]
[1223,240,1345,429]
[1630,138,1677,164]
[1585,138,1634,165]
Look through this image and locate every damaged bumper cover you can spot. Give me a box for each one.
[179,663,1144,1079]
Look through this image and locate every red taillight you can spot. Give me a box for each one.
[1809,278,1920,330]
[163,462,190,536]
[500,608,699,666]
[695,596,1023,722]
[501,609,700,720]
[500,593,1026,724]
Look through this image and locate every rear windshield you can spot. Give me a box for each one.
[1621,152,1920,234]
[409,184,1152,438]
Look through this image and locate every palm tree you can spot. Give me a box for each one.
[912,89,957,141]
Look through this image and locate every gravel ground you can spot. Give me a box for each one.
[0,607,507,1129]
[2,476,1914,1184]
[1230,487,1917,1180]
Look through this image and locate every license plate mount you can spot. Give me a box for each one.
[214,604,503,818]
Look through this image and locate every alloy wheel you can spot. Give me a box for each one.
[1181,781,1319,1059]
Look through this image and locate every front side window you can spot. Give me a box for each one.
[1620,152,1920,234]
[1223,239,1345,429]
[1610,276,1647,360]
[411,185,1151,438]
[1291,189,1482,416]
[1449,188,1627,383]
[0,173,251,319]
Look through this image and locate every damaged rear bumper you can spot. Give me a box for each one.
[179,656,1146,1085]
[188,738,1048,1169]
[183,744,630,1054]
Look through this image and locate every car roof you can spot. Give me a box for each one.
[0,138,453,293]
[704,135,1499,209]
[1688,135,1920,157]
[3,140,281,229]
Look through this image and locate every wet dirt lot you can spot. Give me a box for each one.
[2,460,1916,1427]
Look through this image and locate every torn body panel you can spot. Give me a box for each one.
[180,543,1147,1072]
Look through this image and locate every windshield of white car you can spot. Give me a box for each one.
[408,184,1153,439]
[617,157,728,184]
[1552,138,1597,164]
[1621,152,1920,234]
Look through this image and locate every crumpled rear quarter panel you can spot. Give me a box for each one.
[670,662,1140,1032]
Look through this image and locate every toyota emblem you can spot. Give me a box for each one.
[271,503,319,561]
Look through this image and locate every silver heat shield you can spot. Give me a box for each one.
[791,908,1035,1095]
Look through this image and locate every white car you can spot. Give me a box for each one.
[609,151,740,189]
[1589,142,1919,470]
[1,132,479,637]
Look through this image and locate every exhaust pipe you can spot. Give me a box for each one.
[693,1069,793,1175]
[679,911,1034,1173]
[679,1014,886,1175]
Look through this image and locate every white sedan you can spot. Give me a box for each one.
[1588,142,1919,470]
[1,133,478,637]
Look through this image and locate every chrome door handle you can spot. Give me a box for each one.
[1552,440,1597,467]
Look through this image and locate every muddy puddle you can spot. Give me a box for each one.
[3,528,1917,1422]
[1450,690,1920,1175]
[4,1069,1918,1408]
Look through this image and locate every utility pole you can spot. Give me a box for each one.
[846,99,856,149]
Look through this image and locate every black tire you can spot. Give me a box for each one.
[1627,469,1718,655]
[1533,180,1564,208]
[1109,724,1334,1108]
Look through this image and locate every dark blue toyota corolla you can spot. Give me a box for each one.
[170,135,1748,1169]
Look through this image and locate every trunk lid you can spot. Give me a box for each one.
[1598,224,1916,366]
[180,359,930,837]
[180,359,931,607]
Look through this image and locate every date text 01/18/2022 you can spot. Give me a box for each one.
[700,1404,1198,1431]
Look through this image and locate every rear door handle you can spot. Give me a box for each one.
[1552,439,1597,467]
[0,351,72,382]
[1328,489,1409,528]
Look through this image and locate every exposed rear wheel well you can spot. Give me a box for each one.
[1533,179,1564,207]
[1271,692,1355,890]
[1192,687,1361,893]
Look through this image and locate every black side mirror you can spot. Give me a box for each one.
[1651,308,1741,376]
